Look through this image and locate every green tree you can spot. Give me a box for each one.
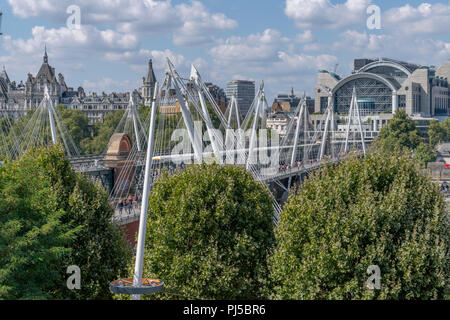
[443,117,450,139]
[269,150,449,299]
[428,119,450,147]
[81,110,124,155]
[125,164,275,300]
[376,109,422,152]
[0,145,131,299]
[56,105,91,154]
[138,104,150,123]
[0,152,76,299]
[414,142,437,167]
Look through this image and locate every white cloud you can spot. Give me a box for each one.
[333,30,389,55]
[285,0,372,29]
[2,25,139,62]
[208,28,338,98]
[433,40,450,60]
[82,78,140,94]
[210,29,336,73]
[332,29,450,68]
[0,24,143,86]
[7,0,65,19]
[105,49,185,69]
[8,0,175,24]
[7,0,237,46]
[275,52,338,73]
[172,1,237,46]
[210,29,289,65]
[384,3,450,35]
[296,30,315,43]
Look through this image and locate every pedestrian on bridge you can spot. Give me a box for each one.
[118,200,124,215]
[133,194,138,209]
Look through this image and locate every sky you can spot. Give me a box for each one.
[0,0,449,102]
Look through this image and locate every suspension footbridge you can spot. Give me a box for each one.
[0,58,368,223]
[0,57,369,299]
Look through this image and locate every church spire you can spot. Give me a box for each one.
[0,65,10,83]
[145,58,156,84]
[44,45,48,64]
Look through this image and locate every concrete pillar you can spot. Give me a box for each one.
[392,92,398,114]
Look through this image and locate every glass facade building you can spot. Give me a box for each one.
[226,80,255,118]
[315,58,450,117]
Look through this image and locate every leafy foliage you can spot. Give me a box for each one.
[81,110,124,155]
[428,118,450,146]
[0,152,76,299]
[414,143,437,167]
[375,110,435,167]
[124,164,275,300]
[0,145,131,299]
[376,110,422,152]
[56,105,91,153]
[269,150,449,299]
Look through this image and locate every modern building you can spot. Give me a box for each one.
[226,80,255,117]
[313,57,450,133]
[315,58,450,117]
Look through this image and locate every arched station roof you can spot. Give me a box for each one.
[357,60,413,77]
[331,72,398,95]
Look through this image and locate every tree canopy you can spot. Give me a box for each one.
[0,145,131,299]
[81,110,124,155]
[428,118,450,147]
[125,164,275,300]
[375,110,435,166]
[269,150,449,299]
[376,109,422,152]
[56,105,90,153]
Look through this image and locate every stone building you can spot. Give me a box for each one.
[315,58,450,118]
[64,59,157,124]
[0,49,159,125]
[0,47,67,119]
[63,90,141,125]
[266,112,290,137]
[271,88,314,114]
[141,59,157,106]
[311,57,450,134]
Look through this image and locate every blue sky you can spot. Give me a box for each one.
[0,0,449,101]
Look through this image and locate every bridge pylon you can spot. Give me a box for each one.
[12,84,80,158]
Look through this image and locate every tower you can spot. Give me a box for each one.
[44,45,48,64]
[142,59,156,106]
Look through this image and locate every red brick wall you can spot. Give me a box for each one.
[120,219,139,247]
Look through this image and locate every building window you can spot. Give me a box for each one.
[398,95,406,109]
[320,97,328,113]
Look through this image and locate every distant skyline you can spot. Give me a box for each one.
[1,0,449,101]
